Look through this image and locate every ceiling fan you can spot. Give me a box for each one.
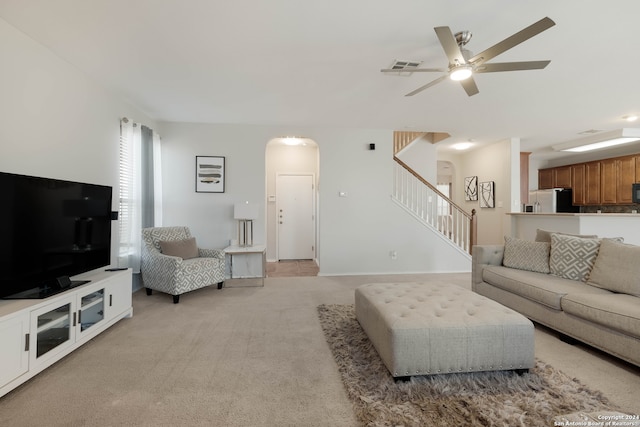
[381,17,555,97]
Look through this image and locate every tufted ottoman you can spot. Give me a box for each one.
[355,282,534,378]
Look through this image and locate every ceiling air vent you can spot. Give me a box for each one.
[388,60,423,71]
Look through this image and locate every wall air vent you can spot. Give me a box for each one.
[388,60,423,71]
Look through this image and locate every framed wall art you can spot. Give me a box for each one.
[196,156,225,193]
[464,176,478,201]
[479,181,495,208]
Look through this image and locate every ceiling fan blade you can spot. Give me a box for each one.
[475,60,551,73]
[380,68,446,73]
[468,17,555,65]
[405,75,448,96]
[434,26,466,66]
[460,77,479,96]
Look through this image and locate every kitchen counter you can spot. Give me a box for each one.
[507,212,640,245]
[508,212,639,216]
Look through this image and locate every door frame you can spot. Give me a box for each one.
[275,172,317,262]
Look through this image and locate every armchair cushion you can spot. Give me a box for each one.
[159,237,199,260]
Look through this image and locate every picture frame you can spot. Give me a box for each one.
[464,176,478,201]
[196,156,225,193]
[479,181,495,208]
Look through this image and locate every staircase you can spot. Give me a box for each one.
[391,135,477,257]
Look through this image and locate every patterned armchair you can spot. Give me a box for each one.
[141,226,225,303]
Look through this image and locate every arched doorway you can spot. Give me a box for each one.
[265,137,319,274]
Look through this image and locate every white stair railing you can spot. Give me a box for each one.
[392,156,476,255]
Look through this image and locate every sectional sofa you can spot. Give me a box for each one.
[472,230,640,367]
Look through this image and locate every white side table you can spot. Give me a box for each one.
[223,244,266,287]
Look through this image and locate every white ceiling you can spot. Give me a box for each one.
[2,0,640,162]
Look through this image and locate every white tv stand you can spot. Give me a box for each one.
[0,268,133,398]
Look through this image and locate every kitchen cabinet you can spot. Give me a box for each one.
[538,168,553,189]
[617,156,636,204]
[600,159,617,204]
[554,166,572,188]
[538,151,640,205]
[585,161,601,205]
[571,164,586,205]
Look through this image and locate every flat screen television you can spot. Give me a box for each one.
[0,171,113,299]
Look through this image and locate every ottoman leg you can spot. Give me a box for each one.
[394,376,411,383]
[515,369,529,376]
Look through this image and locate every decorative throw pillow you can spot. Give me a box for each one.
[549,234,602,282]
[535,229,597,243]
[587,239,640,296]
[159,237,199,260]
[503,236,550,274]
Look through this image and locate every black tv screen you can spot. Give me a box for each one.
[0,172,112,299]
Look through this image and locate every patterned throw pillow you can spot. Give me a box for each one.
[503,236,550,274]
[549,234,601,282]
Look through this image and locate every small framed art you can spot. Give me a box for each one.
[479,181,495,208]
[196,156,225,193]
[464,176,478,201]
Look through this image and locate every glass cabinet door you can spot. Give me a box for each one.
[35,302,72,359]
[79,288,105,333]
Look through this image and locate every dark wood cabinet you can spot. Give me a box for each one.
[554,166,572,188]
[571,164,585,205]
[600,159,617,204]
[538,168,553,189]
[617,156,636,204]
[538,152,640,205]
[585,162,601,205]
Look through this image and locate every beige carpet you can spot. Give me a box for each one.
[0,273,638,427]
[318,303,621,426]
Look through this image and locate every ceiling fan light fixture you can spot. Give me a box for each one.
[452,142,473,150]
[449,66,472,81]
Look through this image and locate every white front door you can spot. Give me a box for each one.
[276,174,315,260]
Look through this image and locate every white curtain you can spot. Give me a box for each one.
[153,131,163,226]
[118,118,162,273]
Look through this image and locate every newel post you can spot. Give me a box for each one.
[469,209,477,255]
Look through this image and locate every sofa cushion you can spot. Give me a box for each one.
[535,229,597,243]
[159,237,199,260]
[561,293,640,338]
[482,265,611,310]
[549,234,602,282]
[502,237,550,274]
[587,239,640,296]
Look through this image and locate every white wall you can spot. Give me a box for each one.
[449,138,519,245]
[396,137,438,183]
[0,15,474,276]
[0,17,156,268]
[158,123,471,275]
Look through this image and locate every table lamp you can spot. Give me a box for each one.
[233,202,258,247]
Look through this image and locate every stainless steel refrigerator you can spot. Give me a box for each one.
[528,188,578,213]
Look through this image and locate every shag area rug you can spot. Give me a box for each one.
[318,304,619,427]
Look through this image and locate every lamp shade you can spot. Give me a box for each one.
[234,202,258,220]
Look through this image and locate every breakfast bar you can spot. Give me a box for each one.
[507,212,640,245]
